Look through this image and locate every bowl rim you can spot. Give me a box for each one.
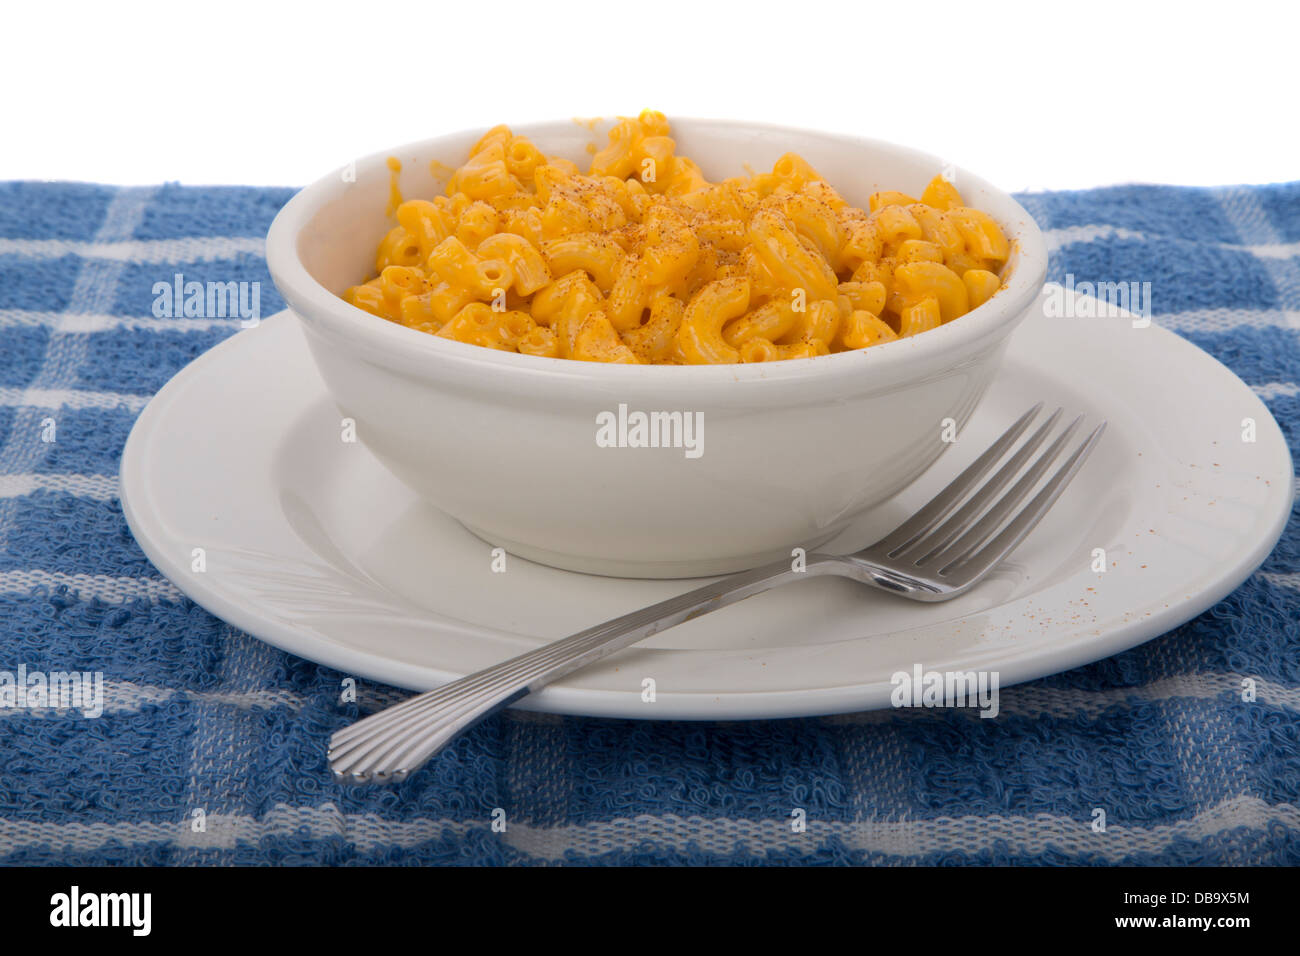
[266,116,1048,390]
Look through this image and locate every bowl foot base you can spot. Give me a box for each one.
[460,524,843,580]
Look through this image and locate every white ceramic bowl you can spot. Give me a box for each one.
[266,118,1048,578]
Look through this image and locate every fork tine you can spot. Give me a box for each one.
[921,415,1084,570]
[940,420,1106,578]
[893,407,1064,561]
[872,402,1043,556]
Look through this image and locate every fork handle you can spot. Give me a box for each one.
[329,553,845,783]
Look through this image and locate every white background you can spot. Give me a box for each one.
[4,0,1296,190]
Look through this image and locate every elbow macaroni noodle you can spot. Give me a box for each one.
[343,111,1011,365]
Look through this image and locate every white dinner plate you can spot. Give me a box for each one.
[120,286,1294,719]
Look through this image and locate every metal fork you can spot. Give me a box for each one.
[330,403,1104,784]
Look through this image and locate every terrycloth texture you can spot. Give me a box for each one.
[0,179,1297,866]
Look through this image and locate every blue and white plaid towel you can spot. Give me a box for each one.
[0,179,1296,866]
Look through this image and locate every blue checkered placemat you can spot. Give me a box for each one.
[0,179,1296,865]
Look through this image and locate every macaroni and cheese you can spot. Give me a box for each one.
[342,111,1010,364]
